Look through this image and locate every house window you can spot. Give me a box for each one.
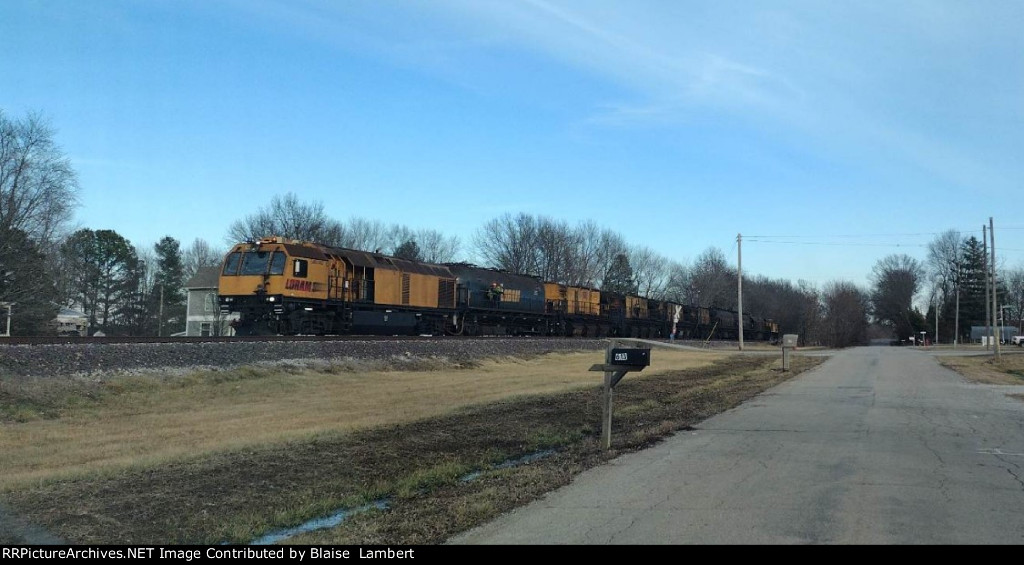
[205,293,216,312]
[200,322,212,337]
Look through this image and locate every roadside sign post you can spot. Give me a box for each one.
[781,334,798,372]
[590,341,651,449]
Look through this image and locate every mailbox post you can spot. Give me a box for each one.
[590,341,651,449]
[781,334,798,371]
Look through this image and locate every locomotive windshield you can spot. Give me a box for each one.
[222,252,241,275]
[269,251,286,275]
[223,250,287,276]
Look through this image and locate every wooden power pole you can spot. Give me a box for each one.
[737,233,744,351]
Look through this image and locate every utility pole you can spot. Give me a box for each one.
[984,225,989,350]
[954,261,960,348]
[159,284,165,337]
[991,217,1000,359]
[737,233,744,351]
[934,294,938,346]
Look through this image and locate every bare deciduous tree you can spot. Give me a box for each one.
[926,229,963,341]
[415,228,460,263]
[594,229,627,288]
[535,217,575,283]
[343,217,389,252]
[927,230,962,298]
[569,220,604,287]
[797,280,821,345]
[0,111,79,244]
[1003,266,1024,334]
[473,212,540,275]
[820,280,869,348]
[629,244,669,300]
[690,247,734,308]
[182,238,224,281]
[662,261,692,304]
[870,254,925,339]
[0,111,78,334]
[226,193,345,245]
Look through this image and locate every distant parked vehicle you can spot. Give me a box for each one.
[1012,335,1024,347]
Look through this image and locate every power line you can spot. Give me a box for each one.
[747,227,1003,240]
[746,239,1024,252]
[744,239,930,248]
[747,230,985,239]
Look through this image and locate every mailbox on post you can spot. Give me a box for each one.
[782,334,798,371]
[610,348,650,369]
[590,342,652,449]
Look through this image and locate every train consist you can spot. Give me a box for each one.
[218,237,780,341]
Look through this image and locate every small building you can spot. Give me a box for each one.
[52,307,89,336]
[184,267,236,337]
[969,325,1018,343]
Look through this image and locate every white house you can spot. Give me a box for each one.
[184,267,236,336]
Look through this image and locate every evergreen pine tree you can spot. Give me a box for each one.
[603,253,635,295]
[153,236,186,335]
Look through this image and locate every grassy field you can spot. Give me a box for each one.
[938,351,1024,385]
[0,347,822,544]
[0,349,725,490]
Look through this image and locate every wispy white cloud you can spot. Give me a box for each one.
[223,0,1023,191]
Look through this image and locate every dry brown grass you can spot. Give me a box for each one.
[0,353,822,544]
[0,348,726,490]
[939,353,1024,385]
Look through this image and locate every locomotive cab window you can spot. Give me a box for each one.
[269,251,286,275]
[240,251,272,276]
[293,259,308,278]
[222,252,242,275]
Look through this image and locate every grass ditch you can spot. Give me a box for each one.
[938,353,1024,385]
[0,353,822,545]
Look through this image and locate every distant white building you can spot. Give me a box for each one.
[184,267,236,336]
[52,307,89,336]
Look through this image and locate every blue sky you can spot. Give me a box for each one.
[2,0,1022,288]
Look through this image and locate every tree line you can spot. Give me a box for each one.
[3,109,1021,343]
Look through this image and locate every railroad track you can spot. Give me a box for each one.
[0,334,477,346]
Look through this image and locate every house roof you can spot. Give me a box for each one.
[57,307,87,320]
[185,266,221,290]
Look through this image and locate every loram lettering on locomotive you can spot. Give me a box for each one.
[285,278,314,292]
[218,236,781,340]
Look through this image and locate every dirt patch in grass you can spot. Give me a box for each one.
[939,354,1024,385]
[0,354,822,545]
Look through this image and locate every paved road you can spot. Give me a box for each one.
[452,347,1024,544]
